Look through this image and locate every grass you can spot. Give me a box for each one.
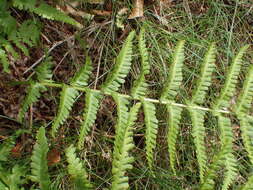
[1,0,253,189]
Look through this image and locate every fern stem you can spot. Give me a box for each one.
[40,82,231,114]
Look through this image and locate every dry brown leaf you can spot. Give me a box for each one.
[128,0,144,19]
[91,10,112,16]
[87,0,104,4]
[47,148,61,166]
[11,142,22,158]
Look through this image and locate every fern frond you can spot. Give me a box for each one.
[0,139,15,162]
[0,48,9,73]
[31,127,52,190]
[78,90,102,149]
[51,85,79,137]
[233,65,253,115]
[131,29,150,98]
[65,145,92,190]
[160,40,185,101]
[112,95,141,190]
[218,115,237,190]
[238,115,253,164]
[142,101,159,168]
[12,0,80,27]
[212,45,249,112]
[18,82,46,122]
[36,57,53,82]
[191,43,216,104]
[188,107,207,182]
[101,31,135,94]
[167,105,182,174]
[0,38,20,60]
[70,56,93,87]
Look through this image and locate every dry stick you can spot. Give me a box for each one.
[23,35,75,74]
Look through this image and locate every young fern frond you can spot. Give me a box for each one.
[31,127,52,190]
[131,29,150,98]
[0,49,9,73]
[18,82,46,122]
[218,115,237,190]
[51,86,79,137]
[191,43,216,105]
[142,101,159,168]
[65,145,92,190]
[111,95,141,190]
[188,107,207,182]
[160,40,185,101]
[167,105,182,174]
[78,90,102,149]
[212,45,249,112]
[233,65,253,115]
[101,31,135,94]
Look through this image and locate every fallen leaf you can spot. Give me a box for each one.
[129,0,144,19]
[47,148,61,166]
[11,142,22,158]
[91,10,112,16]
[87,0,104,4]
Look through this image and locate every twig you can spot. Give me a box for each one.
[23,35,75,74]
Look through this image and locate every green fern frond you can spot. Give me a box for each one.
[142,101,159,168]
[51,85,79,137]
[0,48,9,73]
[0,139,15,162]
[78,90,102,149]
[101,31,135,94]
[218,115,237,190]
[131,29,150,98]
[31,127,52,190]
[212,45,249,112]
[12,0,80,27]
[233,65,253,115]
[111,95,141,190]
[36,57,53,82]
[160,40,185,101]
[18,82,46,122]
[191,43,216,105]
[65,145,92,190]
[188,107,207,182]
[167,105,182,174]
[0,38,20,60]
[70,56,93,87]
[238,115,253,164]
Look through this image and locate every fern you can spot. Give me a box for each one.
[51,86,79,137]
[241,174,253,190]
[65,145,92,189]
[233,65,253,115]
[111,94,141,190]
[101,31,135,94]
[167,105,182,174]
[160,40,185,101]
[131,29,150,98]
[78,90,102,149]
[212,45,249,112]
[12,0,80,27]
[142,101,159,168]
[31,127,52,190]
[18,82,47,122]
[36,57,53,82]
[191,43,216,104]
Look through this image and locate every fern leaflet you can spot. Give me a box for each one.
[111,95,141,190]
[31,127,52,190]
[36,57,53,82]
[65,145,92,189]
[160,40,185,101]
[142,101,159,168]
[131,29,150,98]
[212,45,249,112]
[167,105,182,174]
[101,31,135,94]
[51,85,79,137]
[78,90,102,149]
